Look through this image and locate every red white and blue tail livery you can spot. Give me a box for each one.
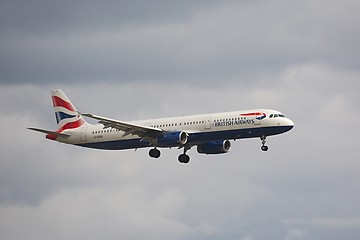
[29,90,87,140]
[51,89,86,131]
[29,89,294,163]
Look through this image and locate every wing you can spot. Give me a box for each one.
[81,113,163,140]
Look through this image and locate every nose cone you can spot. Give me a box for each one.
[287,118,294,127]
[285,118,294,131]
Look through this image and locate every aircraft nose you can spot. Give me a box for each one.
[286,118,294,130]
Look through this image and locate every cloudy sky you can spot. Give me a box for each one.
[1,0,360,239]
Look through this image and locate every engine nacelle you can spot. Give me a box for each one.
[156,131,188,147]
[197,140,231,154]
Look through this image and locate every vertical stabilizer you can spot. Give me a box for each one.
[51,89,87,132]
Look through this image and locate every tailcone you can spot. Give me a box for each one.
[46,133,57,140]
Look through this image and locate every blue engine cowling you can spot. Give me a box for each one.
[156,131,188,147]
[197,140,231,154]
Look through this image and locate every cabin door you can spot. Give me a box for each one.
[80,126,87,142]
[205,116,212,130]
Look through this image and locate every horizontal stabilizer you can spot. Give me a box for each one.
[28,127,70,137]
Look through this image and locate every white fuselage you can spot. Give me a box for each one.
[29,89,295,163]
[57,109,294,150]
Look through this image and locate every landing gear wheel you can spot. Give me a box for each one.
[149,148,161,158]
[261,145,269,151]
[178,154,190,164]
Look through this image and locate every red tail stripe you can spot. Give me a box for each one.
[58,119,84,132]
[46,119,84,140]
[52,96,76,112]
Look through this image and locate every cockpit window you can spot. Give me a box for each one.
[270,113,286,118]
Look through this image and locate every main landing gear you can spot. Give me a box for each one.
[178,154,190,164]
[260,135,269,152]
[149,148,161,158]
[149,147,191,164]
[178,146,191,164]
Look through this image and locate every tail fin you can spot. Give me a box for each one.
[51,89,87,132]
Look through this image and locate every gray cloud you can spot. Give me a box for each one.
[1,73,360,239]
[0,0,219,35]
[1,0,360,84]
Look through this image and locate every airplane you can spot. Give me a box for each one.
[28,89,294,163]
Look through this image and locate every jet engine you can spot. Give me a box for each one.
[197,140,231,154]
[156,131,188,147]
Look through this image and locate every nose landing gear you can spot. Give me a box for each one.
[260,136,269,151]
